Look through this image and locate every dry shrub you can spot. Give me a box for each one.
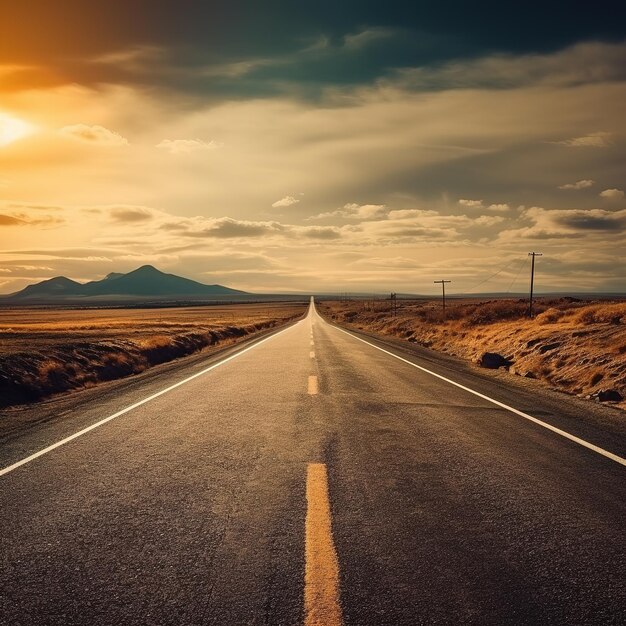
[536,308,565,324]
[435,306,467,321]
[136,335,174,350]
[573,303,626,325]
[414,308,445,324]
[37,359,65,378]
[462,300,531,326]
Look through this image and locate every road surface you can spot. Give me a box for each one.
[1,299,625,625]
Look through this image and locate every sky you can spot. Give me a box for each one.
[0,1,625,294]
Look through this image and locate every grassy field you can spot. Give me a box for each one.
[0,302,307,407]
[319,297,626,409]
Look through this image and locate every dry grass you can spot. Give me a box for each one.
[319,298,626,410]
[0,302,306,407]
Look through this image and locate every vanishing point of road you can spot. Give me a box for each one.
[1,299,624,625]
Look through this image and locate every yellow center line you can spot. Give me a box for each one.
[307,375,319,395]
[310,351,316,359]
[310,340,315,346]
[305,463,343,626]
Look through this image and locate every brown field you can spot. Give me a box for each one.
[0,302,307,408]
[319,297,626,410]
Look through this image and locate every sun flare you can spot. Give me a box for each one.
[0,113,35,146]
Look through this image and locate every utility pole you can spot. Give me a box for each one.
[433,280,451,321]
[528,252,542,317]
[390,292,397,317]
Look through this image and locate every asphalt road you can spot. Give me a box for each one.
[1,299,625,625]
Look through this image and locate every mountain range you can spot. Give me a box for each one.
[3,265,247,301]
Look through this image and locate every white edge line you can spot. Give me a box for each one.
[0,322,301,478]
[332,324,626,467]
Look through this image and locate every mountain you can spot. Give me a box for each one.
[5,265,247,300]
[103,272,125,281]
[82,265,246,296]
[11,276,84,298]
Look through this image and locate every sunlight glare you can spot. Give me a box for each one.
[0,113,35,146]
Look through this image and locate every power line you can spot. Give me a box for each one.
[506,256,529,294]
[451,257,521,295]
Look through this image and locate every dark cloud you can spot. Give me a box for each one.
[4,1,626,59]
[161,216,341,240]
[381,227,451,239]
[2,1,625,97]
[183,218,286,238]
[553,210,626,231]
[498,207,626,242]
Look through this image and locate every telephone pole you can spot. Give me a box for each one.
[433,280,451,321]
[528,252,542,317]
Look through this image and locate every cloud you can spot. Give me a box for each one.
[92,46,166,71]
[343,28,395,50]
[170,215,342,241]
[300,226,341,240]
[458,199,508,213]
[0,247,121,259]
[548,207,626,231]
[109,205,156,222]
[272,195,300,208]
[0,214,25,226]
[200,58,275,79]
[364,224,456,241]
[474,215,505,226]
[388,42,626,92]
[8,203,63,211]
[310,203,387,220]
[0,211,63,227]
[352,256,418,269]
[499,206,626,240]
[458,199,483,208]
[59,124,128,146]
[556,131,612,147]
[558,179,594,190]
[599,188,624,200]
[206,27,397,80]
[386,209,437,220]
[155,139,222,154]
[182,217,287,239]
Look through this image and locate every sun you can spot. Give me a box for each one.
[0,113,35,146]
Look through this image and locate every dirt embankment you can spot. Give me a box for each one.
[319,299,626,410]
[0,304,305,408]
